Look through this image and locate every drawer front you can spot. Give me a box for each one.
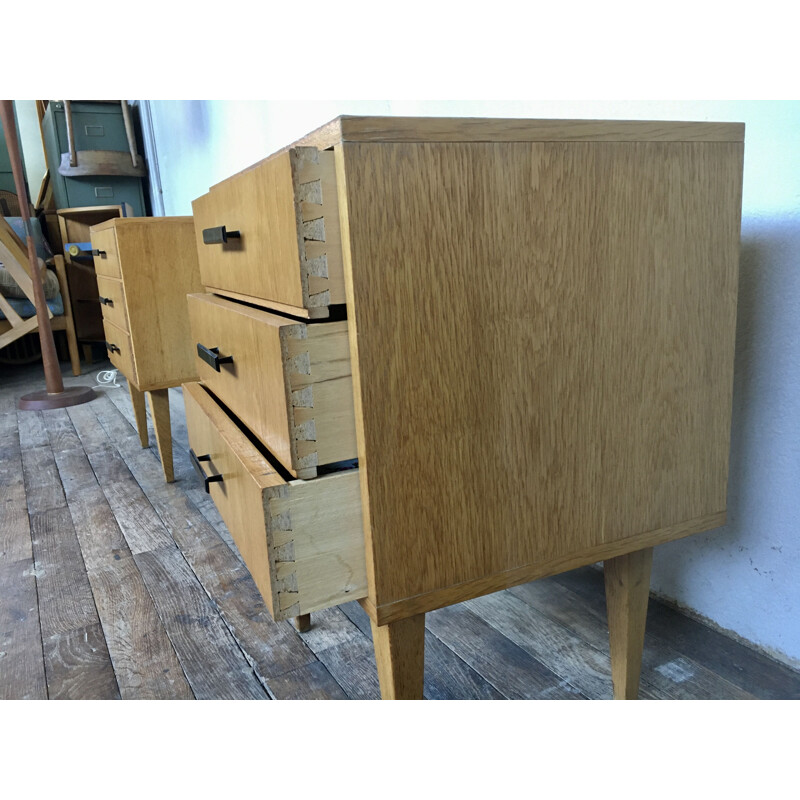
[191,147,344,318]
[95,275,129,332]
[182,381,366,620]
[187,292,356,479]
[89,226,121,278]
[102,318,137,383]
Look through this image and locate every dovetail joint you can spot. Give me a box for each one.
[280,324,319,475]
[293,147,331,309]
[265,485,301,619]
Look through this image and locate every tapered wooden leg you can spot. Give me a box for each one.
[147,389,174,483]
[129,384,149,448]
[293,614,311,633]
[371,614,425,700]
[604,547,654,699]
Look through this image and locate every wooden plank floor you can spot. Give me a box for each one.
[2,359,799,700]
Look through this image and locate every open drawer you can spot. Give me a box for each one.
[187,292,357,479]
[182,381,366,620]
[191,147,344,319]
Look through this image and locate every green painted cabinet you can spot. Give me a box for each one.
[0,106,25,197]
[41,101,147,215]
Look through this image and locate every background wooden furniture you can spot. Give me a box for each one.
[58,203,133,359]
[0,254,80,375]
[185,116,744,699]
[0,105,25,197]
[89,216,202,481]
[41,102,148,215]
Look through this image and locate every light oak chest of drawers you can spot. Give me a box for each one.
[184,116,744,699]
[90,216,204,482]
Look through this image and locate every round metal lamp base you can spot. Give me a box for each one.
[18,386,97,411]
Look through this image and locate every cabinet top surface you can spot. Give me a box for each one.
[299,115,745,147]
[205,115,745,193]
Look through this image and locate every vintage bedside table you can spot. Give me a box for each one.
[183,116,744,699]
[90,216,204,482]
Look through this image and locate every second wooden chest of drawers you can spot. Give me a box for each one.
[90,216,204,481]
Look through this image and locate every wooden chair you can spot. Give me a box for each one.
[0,216,81,375]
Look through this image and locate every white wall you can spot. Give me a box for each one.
[12,101,48,199]
[148,100,800,667]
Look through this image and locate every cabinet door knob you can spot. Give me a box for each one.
[105,341,120,354]
[189,448,224,493]
[202,225,240,245]
[197,343,234,372]
[99,296,114,306]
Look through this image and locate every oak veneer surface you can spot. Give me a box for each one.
[338,138,744,614]
[91,217,202,391]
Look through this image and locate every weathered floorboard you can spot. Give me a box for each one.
[2,361,798,701]
[533,571,759,699]
[89,555,194,699]
[267,660,349,700]
[91,391,317,687]
[0,558,47,700]
[42,623,120,700]
[466,589,618,700]
[426,604,586,700]
[28,507,100,638]
[133,545,268,700]
[316,635,381,699]
[66,403,175,554]
[0,408,32,564]
[41,407,193,699]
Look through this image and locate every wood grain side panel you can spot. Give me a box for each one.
[115,219,202,389]
[341,140,743,609]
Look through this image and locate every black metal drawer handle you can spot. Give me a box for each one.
[197,343,234,372]
[99,296,114,306]
[189,448,224,493]
[202,225,240,245]
[90,249,107,257]
[106,342,120,354]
